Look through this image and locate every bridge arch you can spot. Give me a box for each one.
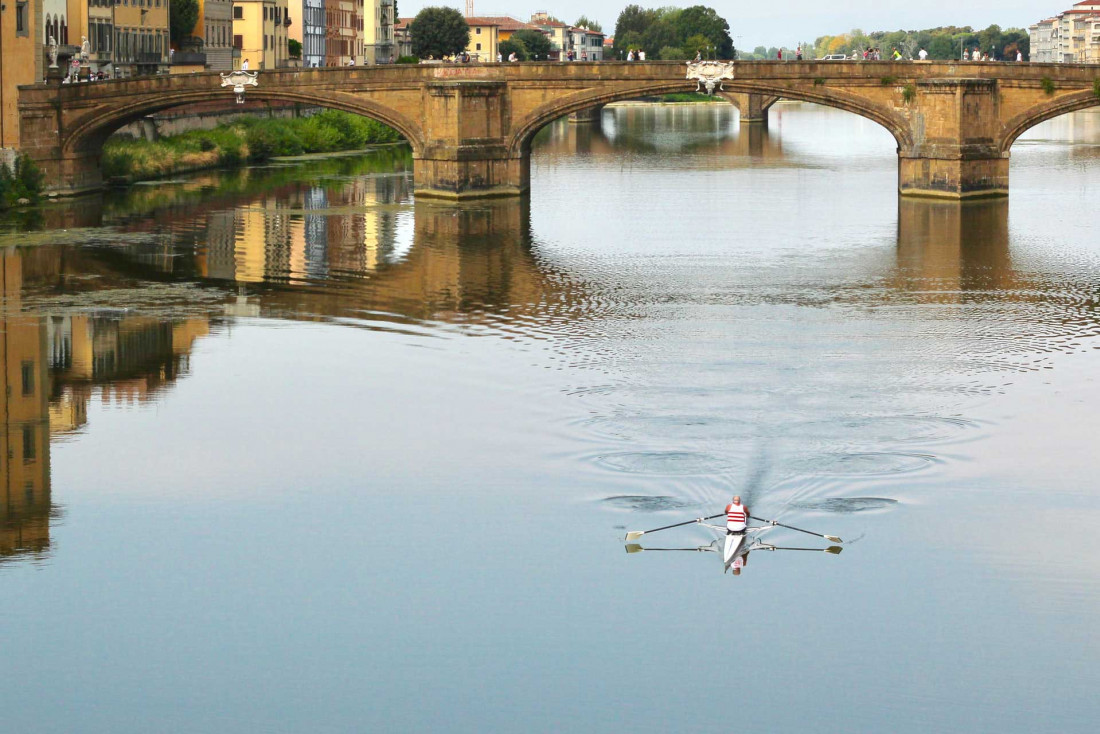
[999,91,1100,152]
[61,88,426,159]
[507,79,913,158]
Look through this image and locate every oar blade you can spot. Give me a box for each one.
[625,544,644,554]
[825,545,843,554]
[825,535,843,544]
[624,531,645,541]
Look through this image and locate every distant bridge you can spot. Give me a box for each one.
[18,61,1100,199]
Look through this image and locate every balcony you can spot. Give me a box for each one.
[171,52,207,66]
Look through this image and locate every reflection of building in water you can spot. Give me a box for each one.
[199,175,410,283]
[0,252,51,563]
[0,247,212,563]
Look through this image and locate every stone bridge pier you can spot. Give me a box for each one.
[414,81,528,199]
[897,79,1008,198]
[724,92,778,125]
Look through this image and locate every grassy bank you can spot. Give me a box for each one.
[102,110,403,183]
[657,93,723,103]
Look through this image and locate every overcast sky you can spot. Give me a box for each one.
[403,1,1066,49]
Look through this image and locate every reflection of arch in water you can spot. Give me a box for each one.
[535,106,783,165]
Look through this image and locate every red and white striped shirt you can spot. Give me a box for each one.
[726,502,747,531]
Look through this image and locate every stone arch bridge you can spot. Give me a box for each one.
[18,61,1100,199]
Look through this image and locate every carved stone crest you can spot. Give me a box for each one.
[686,60,736,95]
[220,70,260,104]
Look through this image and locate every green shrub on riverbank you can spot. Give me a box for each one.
[0,155,45,207]
[102,110,403,182]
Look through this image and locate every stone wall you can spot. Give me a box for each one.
[114,102,315,140]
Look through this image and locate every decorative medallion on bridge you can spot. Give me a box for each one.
[685,61,735,95]
[220,71,260,104]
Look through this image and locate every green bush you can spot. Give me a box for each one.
[245,125,276,162]
[13,155,44,200]
[1041,77,1056,95]
[0,154,45,206]
[396,55,420,64]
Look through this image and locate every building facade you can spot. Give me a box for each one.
[393,16,412,59]
[1030,1,1100,62]
[362,0,393,64]
[233,0,290,70]
[193,0,236,71]
[1,0,43,147]
[324,0,360,65]
[568,26,604,60]
[301,0,325,67]
[113,0,171,77]
[463,17,499,61]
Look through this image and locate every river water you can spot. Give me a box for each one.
[2,103,1099,732]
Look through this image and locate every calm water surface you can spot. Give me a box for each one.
[2,104,1100,732]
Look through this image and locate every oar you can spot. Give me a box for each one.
[760,545,843,554]
[625,544,713,553]
[624,513,724,541]
[749,515,842,544]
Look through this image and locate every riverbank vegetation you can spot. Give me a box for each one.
[745,25,1030,61]
[102,110,403,183]
[0,155,44,208]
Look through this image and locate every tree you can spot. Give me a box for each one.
[675,6,733,58]
[658,45,685,60]
[288,39,302,59]
[641,18,680,54]
[513,29,552,60]
[410,6,470,59]
[574,16,602,32]
[170,0,200,45]
[499,38,529,61]
[615,5,658,39]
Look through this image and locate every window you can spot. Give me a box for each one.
[21,361,35,396]
[476,43,481,51]
[16,1,28,35]
[233,6,243,19]
[476,27,481,35]
[234,34,243,49]
[22,425,36,462]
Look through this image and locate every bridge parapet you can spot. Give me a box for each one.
[17,61,1100,199]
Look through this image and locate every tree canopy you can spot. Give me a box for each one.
[169,0,200,45]
[410,6,470,59]
[499,38,529,61]
[575,16,603,32]
[513,29,552,59]
[613,5,734,59]
[754,24,1031,61]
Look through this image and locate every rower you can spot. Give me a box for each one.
[726,495,748,534]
